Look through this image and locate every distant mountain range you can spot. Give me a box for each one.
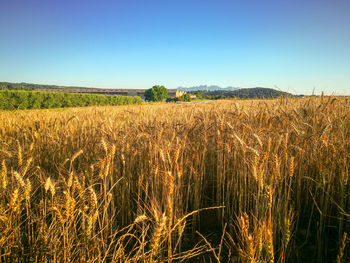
[178,85,239,92]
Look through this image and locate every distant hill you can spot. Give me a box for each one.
[0,82,35,91]
[0,82,91,91]
[178,85,239,92]
[199,87,292,99]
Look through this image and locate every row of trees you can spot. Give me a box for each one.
[0,90,142,110]
[144,86,290,102]
[0,85,192,109]
[192,88,292,99]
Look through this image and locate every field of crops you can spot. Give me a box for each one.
[0,97,349,262]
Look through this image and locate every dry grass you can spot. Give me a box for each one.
[0,97,349,262]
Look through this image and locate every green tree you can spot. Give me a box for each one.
[180,93,191,102]
[144,85,168,102]
[194,90,203,99]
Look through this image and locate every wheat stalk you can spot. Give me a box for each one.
[1,160,7,189]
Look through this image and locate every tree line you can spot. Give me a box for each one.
[0,90,142,110]
[193,87,292,99]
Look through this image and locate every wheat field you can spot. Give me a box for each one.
[0,97,349,262]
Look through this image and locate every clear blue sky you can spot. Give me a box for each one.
[1,0,349,95]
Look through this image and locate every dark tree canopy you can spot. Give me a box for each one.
[180,93,191,102]
[190,87,292,100]
[144,85,168,102]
